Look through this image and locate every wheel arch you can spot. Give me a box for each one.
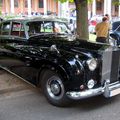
[37,60,70,87]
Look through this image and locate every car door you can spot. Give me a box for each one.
[0,21,38,85]
[0,21,26,68]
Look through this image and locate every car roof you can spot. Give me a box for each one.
[2,16,68,24]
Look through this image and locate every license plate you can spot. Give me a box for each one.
[110,88,120,97]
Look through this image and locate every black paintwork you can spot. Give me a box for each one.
[0,17,110,92]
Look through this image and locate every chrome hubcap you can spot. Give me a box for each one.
[46,76,64,100]
[50,82,61,95]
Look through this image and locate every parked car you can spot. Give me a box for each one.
[0,17,120,107]
[89,15,103,33]
[89,20,97,34]
[109,20,120,46]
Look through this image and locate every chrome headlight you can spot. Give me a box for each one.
[87,58,97,71]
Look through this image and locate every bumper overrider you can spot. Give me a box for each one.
[66,80,120,100]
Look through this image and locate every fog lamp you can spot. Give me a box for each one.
[87,79,95,89]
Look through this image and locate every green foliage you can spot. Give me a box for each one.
[112,0,120,5]
[57,0,68,3]
[0,11,1,15]
[69,0,74,2]
[57,0,93,3]
[56,0,120,8]
[56,0,75,3]
[88,0,93,4]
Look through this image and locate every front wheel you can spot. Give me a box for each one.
[40,70,71,107]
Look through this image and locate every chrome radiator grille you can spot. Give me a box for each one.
[101,47,120,84]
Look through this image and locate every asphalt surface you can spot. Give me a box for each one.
[0,70,120,120]
[0,69,35,96]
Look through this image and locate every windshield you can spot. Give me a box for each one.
[26,21,71,37]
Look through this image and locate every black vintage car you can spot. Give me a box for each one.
[0,17,120,107]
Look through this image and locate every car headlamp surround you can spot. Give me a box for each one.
[86,58,97,71]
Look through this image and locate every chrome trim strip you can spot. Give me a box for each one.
[66,87,104,100]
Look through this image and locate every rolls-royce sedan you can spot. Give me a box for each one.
[0,17,120,107]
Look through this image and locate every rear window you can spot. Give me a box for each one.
[1,22,10,35]
[11,22,25,37]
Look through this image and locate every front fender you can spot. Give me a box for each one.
[37,58,85,91]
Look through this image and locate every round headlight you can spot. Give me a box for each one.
[87,79,95,89]
[87,58,97,71]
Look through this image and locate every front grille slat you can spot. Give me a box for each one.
[101,47,120,84]
[110,50,120,82]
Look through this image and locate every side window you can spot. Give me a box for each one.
[55,22,70,34]
[41,22,53,33]
[1,22,10,35]
[27,22,42,36]
[11,22,25,37]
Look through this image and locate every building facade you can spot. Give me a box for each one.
[69,0,120,19]
[91,0,120,17]
[0,0,120,18]
[0,0,58,15]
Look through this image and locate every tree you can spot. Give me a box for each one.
[112,0,120,5]
[58,0,90,40]
[74,0,89,40]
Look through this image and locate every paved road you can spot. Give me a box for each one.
[0,70,120,120]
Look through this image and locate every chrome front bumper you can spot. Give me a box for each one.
[66,80,120,100]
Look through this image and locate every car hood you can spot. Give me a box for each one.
[55,39,110,60]
[29,33,75,41]
[29,33,109,51]
[7,38,110,61]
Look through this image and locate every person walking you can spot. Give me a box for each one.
[95,16,110,43]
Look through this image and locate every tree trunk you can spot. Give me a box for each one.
[74,0,89,40]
